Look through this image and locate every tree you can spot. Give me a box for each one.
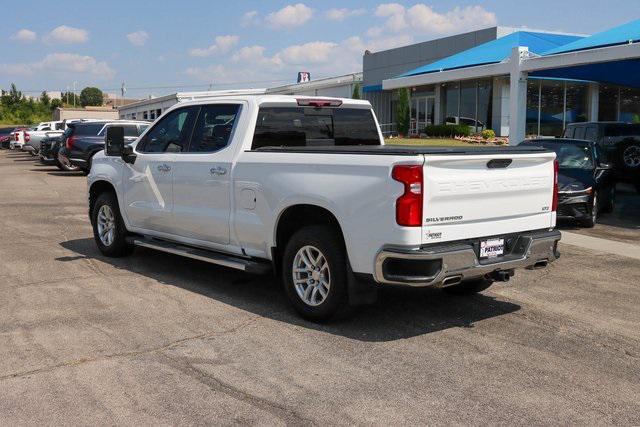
[80,87,104,107]
[62,91,80,106]
[395,88,410,136]
[40,91,50,106]
[50,98,63,110]
[352,83,361,100]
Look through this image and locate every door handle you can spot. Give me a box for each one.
[210,166,227,176]
[157,164,171,172]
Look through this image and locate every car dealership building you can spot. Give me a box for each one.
[363,20,640,143]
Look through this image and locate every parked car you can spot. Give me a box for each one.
[564,122,640,193]
[9,127,29,150]
[445,116,486,131]
[57,121,148,174]
[22,121,65,155]
[39,134,65,165]
[0,127,15,149]
[522,138,615,227]
[87,95,561,321]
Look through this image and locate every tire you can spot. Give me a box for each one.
[91,192,134,257]
[618,139,640,172]
[443,276,494,295]
[58,159,80,172]
[282,225,349,322]
[580,191,597,228]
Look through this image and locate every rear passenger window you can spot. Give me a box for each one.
[563,127,574,138]
[252,107,379,149]
[584,126,597,142]
[188,104,240,152]
[123,125,139,137]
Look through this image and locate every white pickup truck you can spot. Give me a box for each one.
[88,95,561,321]
[22,121,67,155]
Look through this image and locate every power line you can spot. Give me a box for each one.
[11,78,295,94]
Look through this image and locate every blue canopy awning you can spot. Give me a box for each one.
[543,19,640,55]
[399,31,584,77]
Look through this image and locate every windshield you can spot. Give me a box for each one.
[539,142,594,169]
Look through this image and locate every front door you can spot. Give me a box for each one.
[410,96,435,135]
[171,103,242,245]
[122,106,198,233]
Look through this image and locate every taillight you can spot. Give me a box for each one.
[552,159,559,212]
[24,132,30,142]
[14,132,19,141]
[392,165,423,227]
[66,135,76,150]
[296,98,343,107]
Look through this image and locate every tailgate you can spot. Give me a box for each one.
[421,152,556,244]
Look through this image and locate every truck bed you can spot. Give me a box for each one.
[252,144,550,156]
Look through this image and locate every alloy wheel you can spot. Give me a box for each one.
[292,245,330,307]
[623,145,640,168]
[97,205,116,247]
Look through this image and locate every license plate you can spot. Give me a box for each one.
[480,238,504,259]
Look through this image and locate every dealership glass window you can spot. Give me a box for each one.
[444,83,459,123]
[599,85,618,121]
[620,87,640,123]
[477,79,492,132]
[565,82,588,125]
[526,80,541,136]
[459,81,477,129]
[539,80,565,137]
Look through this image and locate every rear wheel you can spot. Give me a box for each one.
[282,225,349,322]
[91,192,134,257]
[58,160,80,172]
[443,276,494,295]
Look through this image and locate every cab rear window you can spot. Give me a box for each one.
[252,107,380,149]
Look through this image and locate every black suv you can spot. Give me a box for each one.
[564,122,640,192]
[57,121,148,174]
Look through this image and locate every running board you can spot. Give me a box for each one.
[126,237,271,274]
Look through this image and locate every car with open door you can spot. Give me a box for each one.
[522,138,615,227]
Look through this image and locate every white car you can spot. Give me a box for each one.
[87,95,561,321]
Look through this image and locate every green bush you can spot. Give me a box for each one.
[424,124,471,137]
[481,129,496,140]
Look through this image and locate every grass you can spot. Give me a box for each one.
[385,137,474,147]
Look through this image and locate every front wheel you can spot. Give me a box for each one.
[91,192,134,257]
[282,225,349,322]
[58,159,80,172]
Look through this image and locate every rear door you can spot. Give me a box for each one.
[421,151,556,245]
[171,103,243,244]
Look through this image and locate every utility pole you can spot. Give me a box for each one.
[66,86,70,105]
[72,81,77,107]
[121,82,126,108]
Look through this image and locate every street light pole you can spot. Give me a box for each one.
[73,81,77,107]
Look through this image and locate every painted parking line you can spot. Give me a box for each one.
[560,231,640,261]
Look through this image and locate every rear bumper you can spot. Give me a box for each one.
[374,229,561,287]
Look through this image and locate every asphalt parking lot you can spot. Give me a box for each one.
[1,150,639,425]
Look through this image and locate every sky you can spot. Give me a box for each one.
[1,0,638,99]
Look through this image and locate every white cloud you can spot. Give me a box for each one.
[373,3,497,36]
[43,25,89,44]
[189,35,240,57]
[11,29,37,42]
[231,45,282,67]
[277,41,338,65]
[242,10,259,27]
[126,30,149,46]
[325,8,366,21]
[0,53,115,79]
[266,3,313,29]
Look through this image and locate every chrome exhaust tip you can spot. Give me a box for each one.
[441,275,463,287]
